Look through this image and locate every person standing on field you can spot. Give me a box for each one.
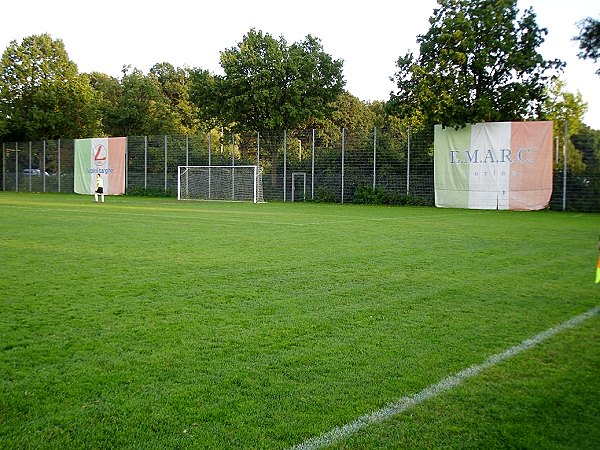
[94,173,105,203]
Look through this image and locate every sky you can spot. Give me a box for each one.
[1,0,598,129]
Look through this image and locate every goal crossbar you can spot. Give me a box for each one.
[177,165,264,203]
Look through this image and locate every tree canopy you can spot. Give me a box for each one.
[387,0,564,129]
[574,16,600,75]
[0,33,103,141]
[3,20,599,145]
[190,29,345,132]
[0,30,349,142]
[149,62,200,133]
[543,78,588,172]
[93,65,197,137]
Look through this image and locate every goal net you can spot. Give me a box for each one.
[177,165,264,203]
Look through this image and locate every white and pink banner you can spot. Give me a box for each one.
[74,137,127,195]
[434,121,553,210]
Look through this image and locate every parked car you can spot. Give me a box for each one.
[23,169,50,176]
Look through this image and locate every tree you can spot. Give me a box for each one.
[192,29,345,132]
[571,125,600,174]
[0,34,103,141]
[90,65,196,137]
[88,71,122,135]
[149,63,200,134]
[308,92,376,132]
[574,16,600,75]
[565,124,600,211]
[543,79,599,211]
[542,78,587,137]
[187,68,223,131]
[388,0,563,129]
[543,77,588,172]
[92,66,182,137]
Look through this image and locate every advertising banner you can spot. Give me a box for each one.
[74,137,126,195]
[434,121,553,210]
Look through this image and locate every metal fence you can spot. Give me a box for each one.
[2,127,599,211]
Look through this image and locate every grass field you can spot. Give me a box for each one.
[0,192,598,449]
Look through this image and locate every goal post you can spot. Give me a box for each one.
[177,165,264,203]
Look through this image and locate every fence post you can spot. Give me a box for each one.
[186,134,189,167]
[373,126,377,190]
[2,143,5,192]
[144,136,148,190]
[164,135,168,192]
[406,126,411,195]
[231,132,235,165]
[257,131,260,167]
[125,137,128,193]
[15,142,19,192]
[311,129,315,200]
[231,132,235,200]
[341,128,345,204]
[562,121,568,211]
[43,141,47,192]
[283,130,287,202]
[28,142,32,192]
[57,139,61,193]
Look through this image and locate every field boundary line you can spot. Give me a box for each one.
[289,306,600,450]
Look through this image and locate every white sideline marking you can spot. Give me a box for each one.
[290,306,600,450]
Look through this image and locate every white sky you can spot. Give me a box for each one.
[1,0,598,129]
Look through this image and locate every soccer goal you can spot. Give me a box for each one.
[177,165,264,203]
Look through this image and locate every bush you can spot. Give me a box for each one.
[353,185,432,206]
[126,187,174,197]
[312,188,338,203]
[353,184,390,205]
[399,194,432,206]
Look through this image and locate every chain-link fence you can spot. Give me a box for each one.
[2,127,599,211]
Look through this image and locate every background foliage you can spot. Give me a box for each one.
[387,0,564,128]
[0,2,598,209]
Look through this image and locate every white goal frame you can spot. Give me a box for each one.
[177,165,264,203]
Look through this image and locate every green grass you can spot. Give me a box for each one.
[0,192,598,449]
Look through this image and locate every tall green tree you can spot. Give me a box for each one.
[574,16,600,75]
[543,78,599,211]
[149,63,200,134]
[88,71,121,134]
[305,92,378,148]
[565,124,600,211]
[93,66,182,137]
[309,92,376,132]
[187,68,223,131]
[572,124,600,170]
[0,33,103,141]
[388,0,563,128]
[191,29,345,132]
[543,77,588,172]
